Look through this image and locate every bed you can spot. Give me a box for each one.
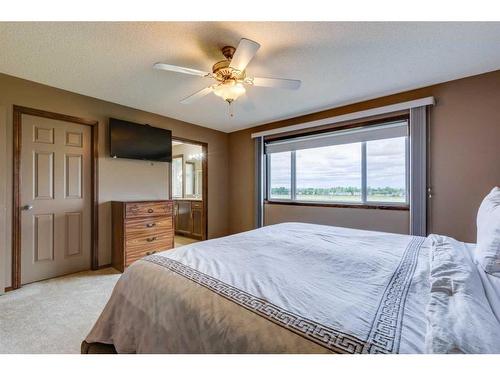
[82,222,500,354]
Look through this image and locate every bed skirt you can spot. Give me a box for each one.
[81,340,117,354]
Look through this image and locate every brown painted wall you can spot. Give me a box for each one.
[0,73,229,287]
[265,204,409,234]
[228,70,500,242]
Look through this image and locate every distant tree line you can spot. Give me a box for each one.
[271,186,405,197]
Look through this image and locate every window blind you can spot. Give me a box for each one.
[265,120,408,154]
[409,106,428,236]
[254,136,265,228]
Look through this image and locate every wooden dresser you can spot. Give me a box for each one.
[111,200,174,272]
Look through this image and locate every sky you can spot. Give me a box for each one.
[269,137,406,189]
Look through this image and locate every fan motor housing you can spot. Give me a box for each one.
[212,60,245,82]
[221,46,236,60]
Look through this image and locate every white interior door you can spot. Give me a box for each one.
[20,114,91,285]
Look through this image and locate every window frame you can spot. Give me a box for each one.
[184,161,196,197]
[171,154,184,199]
[265,117,410,210]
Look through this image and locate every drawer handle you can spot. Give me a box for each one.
[147,208,154,213]
[146,250,157,256]
[146,223,156,228]
[146,237,157,242]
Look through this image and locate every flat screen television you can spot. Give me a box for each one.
[109,118,172,162]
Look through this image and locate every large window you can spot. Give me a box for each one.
[269,152,292,199]
[296,143,362,202]
[366,137,407,203]
[266,120,408,206]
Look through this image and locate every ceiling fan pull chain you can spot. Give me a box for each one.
[228,101,235,118]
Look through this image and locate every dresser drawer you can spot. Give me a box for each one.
[125,201,173,218]
[125,217,173,237]
[125,231,173,266]
[191,201,203,209]
[125,245,165,266]
[125,229,173,249]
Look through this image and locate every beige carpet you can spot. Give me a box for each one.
[0,268,120,354]
[1,239,197,354]
[174,235,199,247]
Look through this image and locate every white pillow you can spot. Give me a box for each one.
[476,187,500,275]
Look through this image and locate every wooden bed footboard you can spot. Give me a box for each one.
[81,340,117,354]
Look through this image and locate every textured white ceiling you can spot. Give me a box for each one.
[1,22,499,132]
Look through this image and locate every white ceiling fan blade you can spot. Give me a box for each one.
[180,87,213,104]
[154,63,209,77]
[251,77,301,90]
[229,38,261,72]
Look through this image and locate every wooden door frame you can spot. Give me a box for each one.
[170,136,208,240]
[11,105,99,290]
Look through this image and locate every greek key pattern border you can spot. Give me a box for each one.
[144,237,424,354]
[363,237,425,353]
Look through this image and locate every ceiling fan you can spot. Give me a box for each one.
[153,38,301,110]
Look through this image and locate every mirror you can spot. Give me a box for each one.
[171,141,203,199]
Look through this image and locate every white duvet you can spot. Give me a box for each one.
[87,223,430,353]
[426,235,500,353]
[86,223,500,353]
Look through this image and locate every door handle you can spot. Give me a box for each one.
[146,223,156,228]
[21,205,33,211]
[146,237,157,242]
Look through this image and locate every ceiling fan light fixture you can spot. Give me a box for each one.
[154,37,301,111]
[212,80,246,103]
